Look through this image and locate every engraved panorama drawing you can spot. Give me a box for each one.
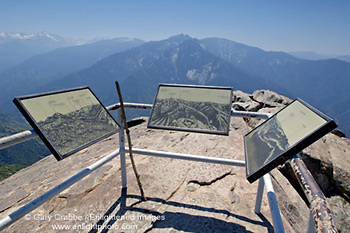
[148,84,233,135]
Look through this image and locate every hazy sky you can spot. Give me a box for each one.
[1,0,349,55]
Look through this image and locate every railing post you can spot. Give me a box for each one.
[254,177,265,214]
[263,173,285,233]
[118,108,127,189]
[307,209,317,233]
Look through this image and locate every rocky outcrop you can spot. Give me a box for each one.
[0,89,349,232]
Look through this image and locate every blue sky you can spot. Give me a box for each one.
[1,0,349,55]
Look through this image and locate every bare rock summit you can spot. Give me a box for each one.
[0,89,349,232]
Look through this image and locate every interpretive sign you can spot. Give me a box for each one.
[13,87,120,161]
[244,99,337,183]
[148,84,233,135]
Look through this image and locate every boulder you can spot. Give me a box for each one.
[252,90,292,107]
[232,90,261,112]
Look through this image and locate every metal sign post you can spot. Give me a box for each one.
[116,81,146,200]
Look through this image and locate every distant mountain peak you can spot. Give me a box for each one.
[0,30,81,46]
[87,37,144,45]
[0,31,54,40]
[288,51,334,60]
[167,34,192,43]
[37,31,60,41]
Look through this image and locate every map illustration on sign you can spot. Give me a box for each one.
[148,84,233,135]
[13,87,120,161]
[244,99,337,183]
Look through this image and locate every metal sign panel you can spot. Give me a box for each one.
[148,84,233,135]
[244,99,337,183]
[13,87,120,161]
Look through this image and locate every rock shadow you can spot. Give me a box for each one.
[89,189,274,233]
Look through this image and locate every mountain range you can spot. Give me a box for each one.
[289,51,350,63]
[0,31,81,73]
[200,37,350,134]
[0,33,144,109]
[0,33,349,178]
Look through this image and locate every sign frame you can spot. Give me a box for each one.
[147,84,233,135]
[13,87,120,161]
[244,98,337,183]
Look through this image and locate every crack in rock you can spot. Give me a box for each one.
[166,169,189,201]
[188,171,233,186]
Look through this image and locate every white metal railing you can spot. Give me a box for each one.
[0,149,121,231]
[0,103,152,150]
[0,102,283,232]
[0,129,37,150]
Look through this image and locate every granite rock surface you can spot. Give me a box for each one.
[0,89,349,232]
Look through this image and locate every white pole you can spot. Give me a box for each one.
[254,177,265,214]
[0,130,37,150]
[129,148,246,167]
[263,173,285,233]
[307,209,317,233]
[231,110,272,119]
